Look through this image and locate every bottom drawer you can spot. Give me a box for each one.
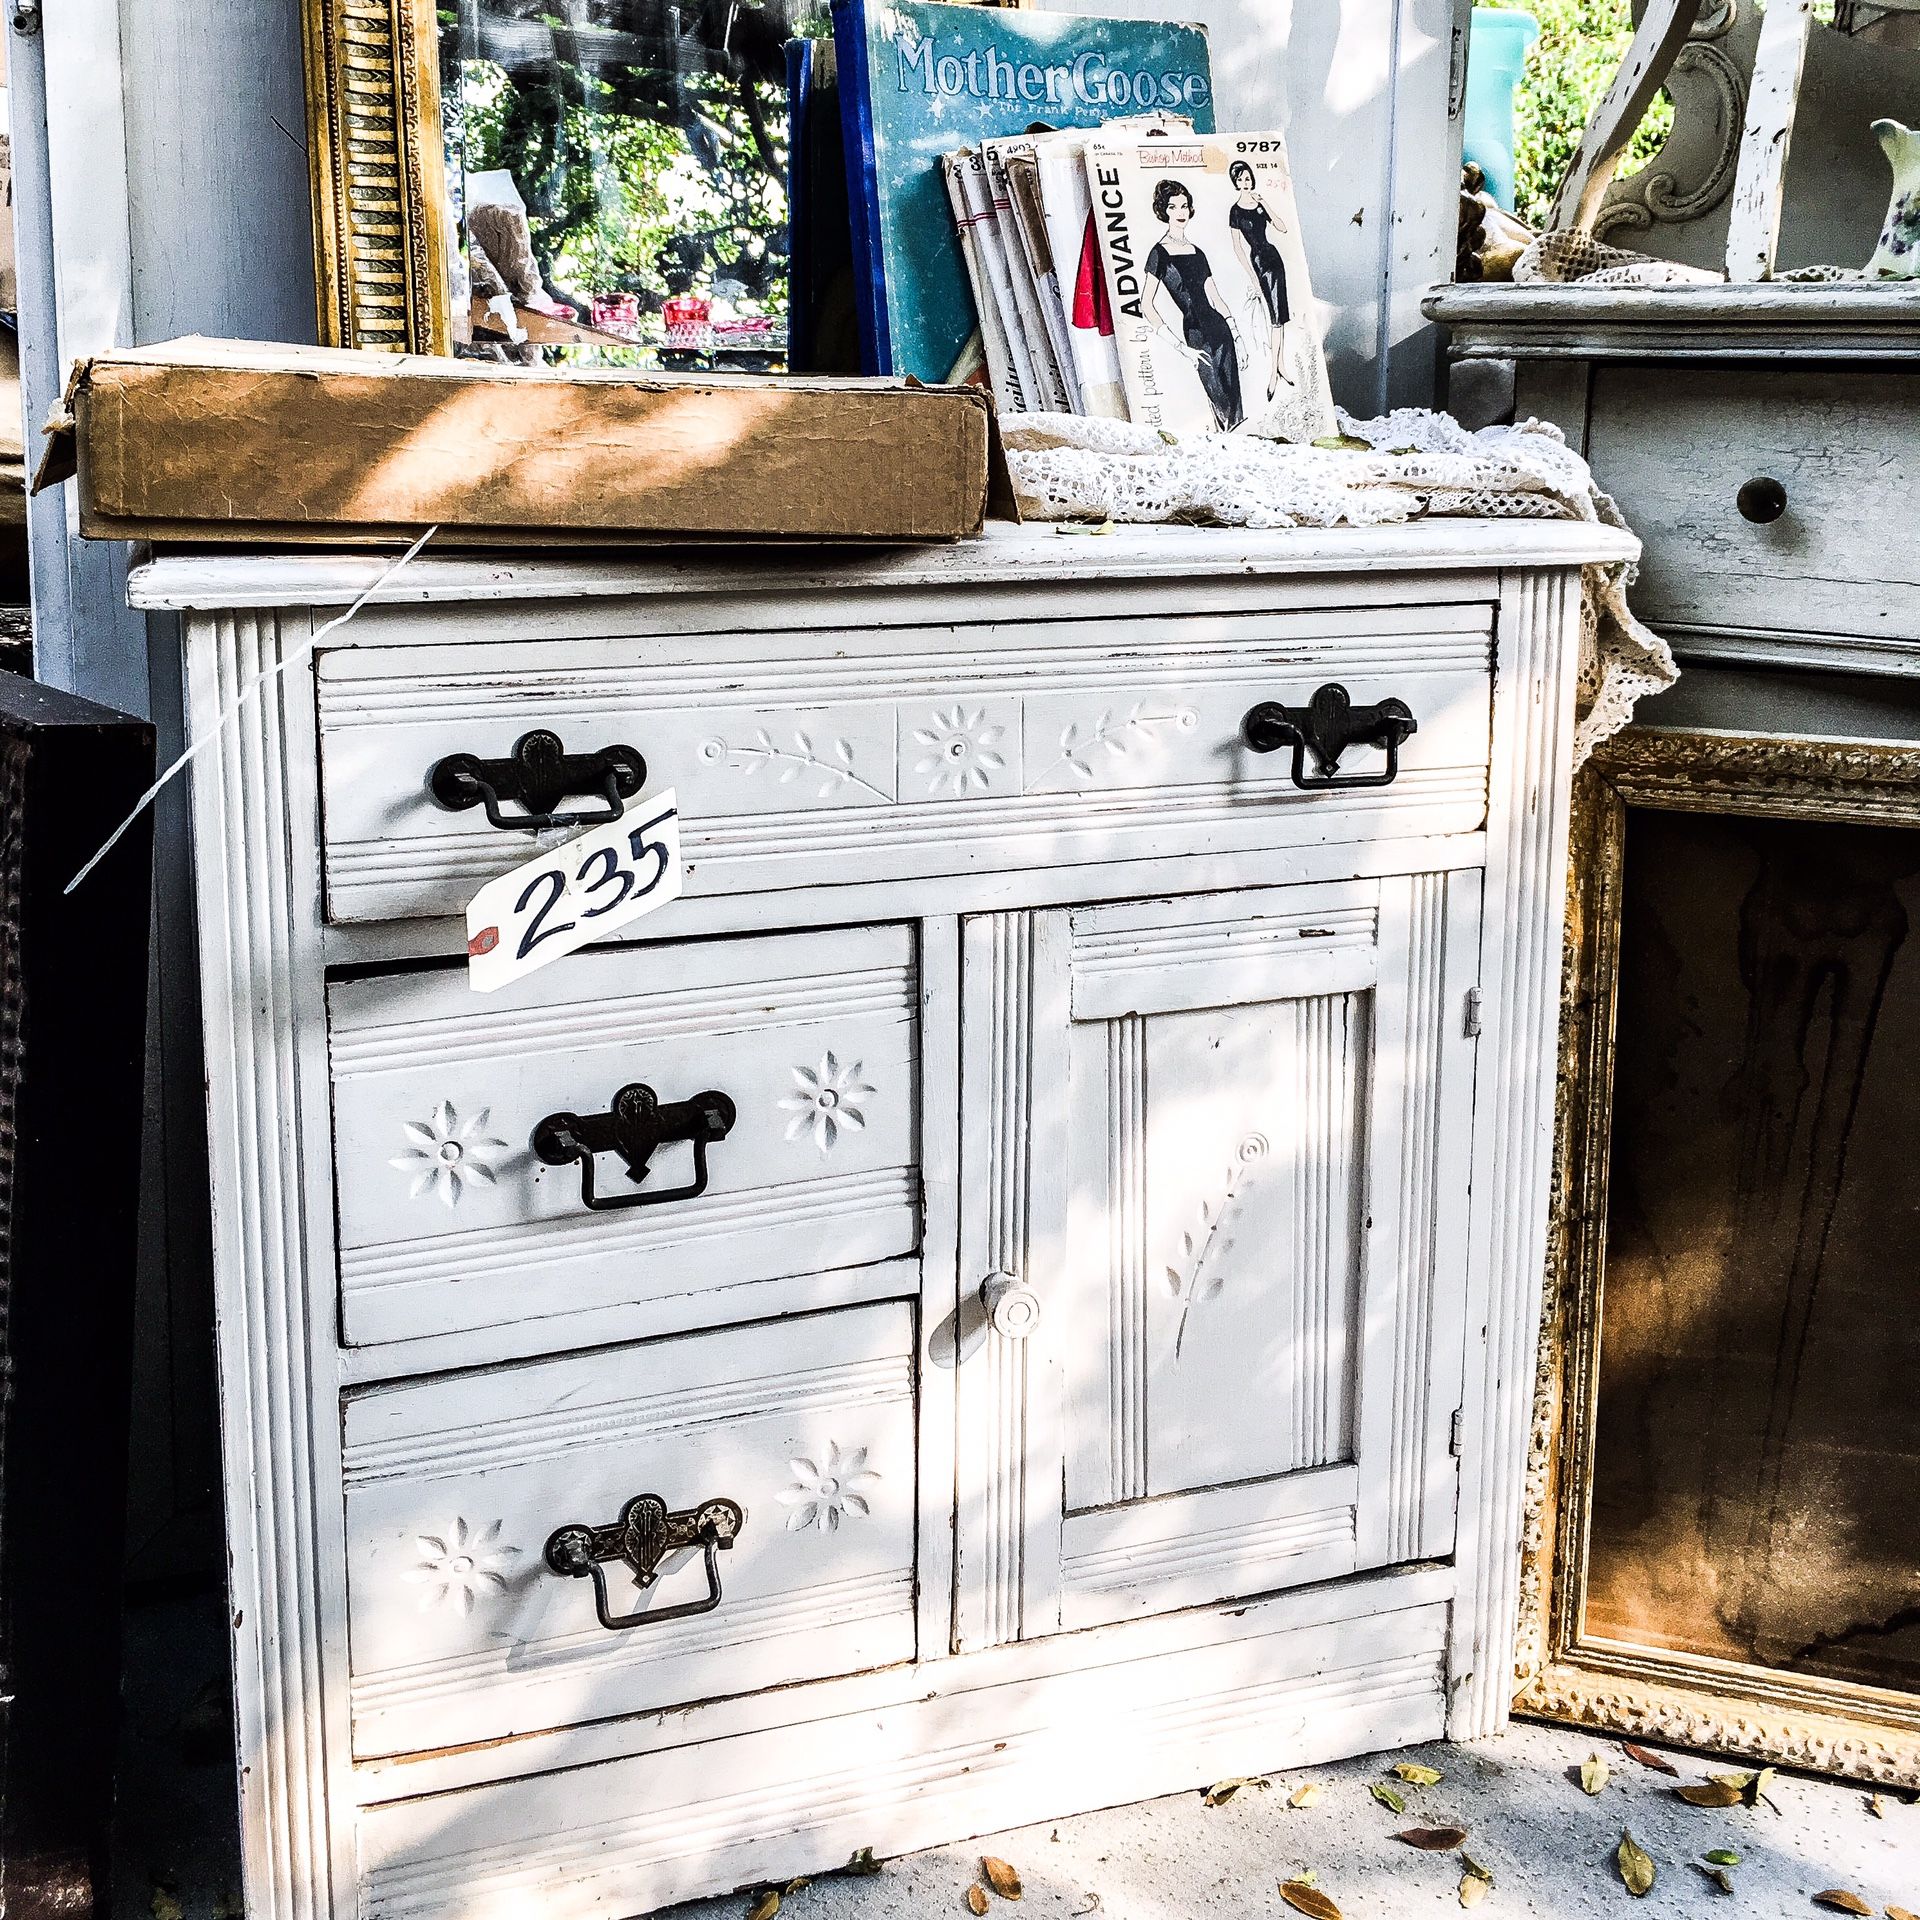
[343,1304,917,1759]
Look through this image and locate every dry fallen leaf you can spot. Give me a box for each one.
[1369,1781,1407,1814]
[1279,1880,1343,1920]
[745,1892,780,1920]
[1811,1894,1873,1916]
[1204,1776,1269,1806]
[1709,1767,1777,1807]
[844,1849,883,1878]
[1458,1875,1490,1909]
[1886,1906,1920,1920]
[1393,1762,1445,1787]
[1461,1855,1495,1888]
[1580,1755,1611,1796]
[1624,1743,1679,1776]
[1395,1827,1470,1852]
[1869,1794,1888,1818]
[1676,1781,1746,1808]
[1697,1866,1735,1895]
[784,1881,811,1897]
[983,1858,1023,1901]
[1288,1783,1321,1809]
[1618,1831,1657,1897]
[966,1888,990,1916]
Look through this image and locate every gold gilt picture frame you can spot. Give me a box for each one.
[1523,725,1920,1787]
[302,0,452,353]
[299,0,1028,357]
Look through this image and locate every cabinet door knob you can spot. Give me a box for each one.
[546,1493,744,1632]
[981,1272,1041,1339]
[1737,476,1789,525]
[429,729,648,833]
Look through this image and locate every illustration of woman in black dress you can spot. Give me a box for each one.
[1227,159,1298,401]
[1144,178,1245,433]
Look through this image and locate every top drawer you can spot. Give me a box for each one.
[1586,364,1920,647]
[314,608,1493,925]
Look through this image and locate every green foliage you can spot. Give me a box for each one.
[441,0,796,345]
[1478,0,1675,230]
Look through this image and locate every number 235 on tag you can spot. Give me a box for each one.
[465,792,682,993]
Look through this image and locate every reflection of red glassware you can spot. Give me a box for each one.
[590,292,641,337]
[663,293,711,348]
[712,316,775,346]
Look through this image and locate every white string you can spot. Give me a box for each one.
[65,526,440,896]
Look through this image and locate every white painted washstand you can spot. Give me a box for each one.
[139,518,1634,1920]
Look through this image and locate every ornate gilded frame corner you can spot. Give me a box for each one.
[1520,725,1920,1787]
[301,0,453,354]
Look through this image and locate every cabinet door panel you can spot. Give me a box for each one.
[956,874,1480,1646]
[1063,994,1364,1505]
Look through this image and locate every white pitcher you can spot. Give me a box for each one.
[1867,118,1920,279]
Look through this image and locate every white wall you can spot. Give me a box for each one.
[1036,0,1471,416]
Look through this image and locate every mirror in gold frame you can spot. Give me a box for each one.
[301,0,1024,367]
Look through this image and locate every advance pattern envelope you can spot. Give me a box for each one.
[1086,132,1337,443]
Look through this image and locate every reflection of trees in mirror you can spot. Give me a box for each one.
[440,0,803,363]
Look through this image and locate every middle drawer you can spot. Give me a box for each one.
[327,924,919,1351]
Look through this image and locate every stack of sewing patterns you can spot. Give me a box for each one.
[947,126,1336,443]
[806,0,1336,440]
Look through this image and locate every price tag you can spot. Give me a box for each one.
[465,791,683,993]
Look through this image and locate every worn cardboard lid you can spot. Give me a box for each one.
[39,337,1018,542]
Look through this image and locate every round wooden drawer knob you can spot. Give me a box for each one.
[981,1274,1041,1340]
[1737,476,1789,525]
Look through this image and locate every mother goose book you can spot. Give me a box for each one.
[832,0,1214,379]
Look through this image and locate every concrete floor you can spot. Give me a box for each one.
[117,1588,1916,1920]
[660,1720,1915,1920]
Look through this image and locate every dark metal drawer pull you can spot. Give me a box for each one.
[1242,683,1418,791]
[429,729,648,833]
[1737,475,1788,525]
[531,1081,736,1211]
[546,1493,745,1632]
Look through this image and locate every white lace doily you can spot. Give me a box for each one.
[1002,406,1677,764]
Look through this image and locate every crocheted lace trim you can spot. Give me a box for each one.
[1002,406,1677,765]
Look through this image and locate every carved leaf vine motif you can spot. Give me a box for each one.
[1165,1133,1268,1359]
[703,728,891,802]
[1031,703,1198,791]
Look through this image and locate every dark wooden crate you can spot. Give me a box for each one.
[0,672,154,1920]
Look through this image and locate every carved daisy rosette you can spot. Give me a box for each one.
[913,705,1007,797]
[390,1101,510,1208]
[780,1442,881,1533]
[405,1517,521,1615]
[779,1051,875,1152]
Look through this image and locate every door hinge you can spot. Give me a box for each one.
[1450,1408,1466,1457]
[1463,988,1483,1040]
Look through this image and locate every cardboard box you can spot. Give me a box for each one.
[43,338,1010,545]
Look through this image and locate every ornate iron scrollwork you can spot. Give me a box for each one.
[545,1494,746,1632]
